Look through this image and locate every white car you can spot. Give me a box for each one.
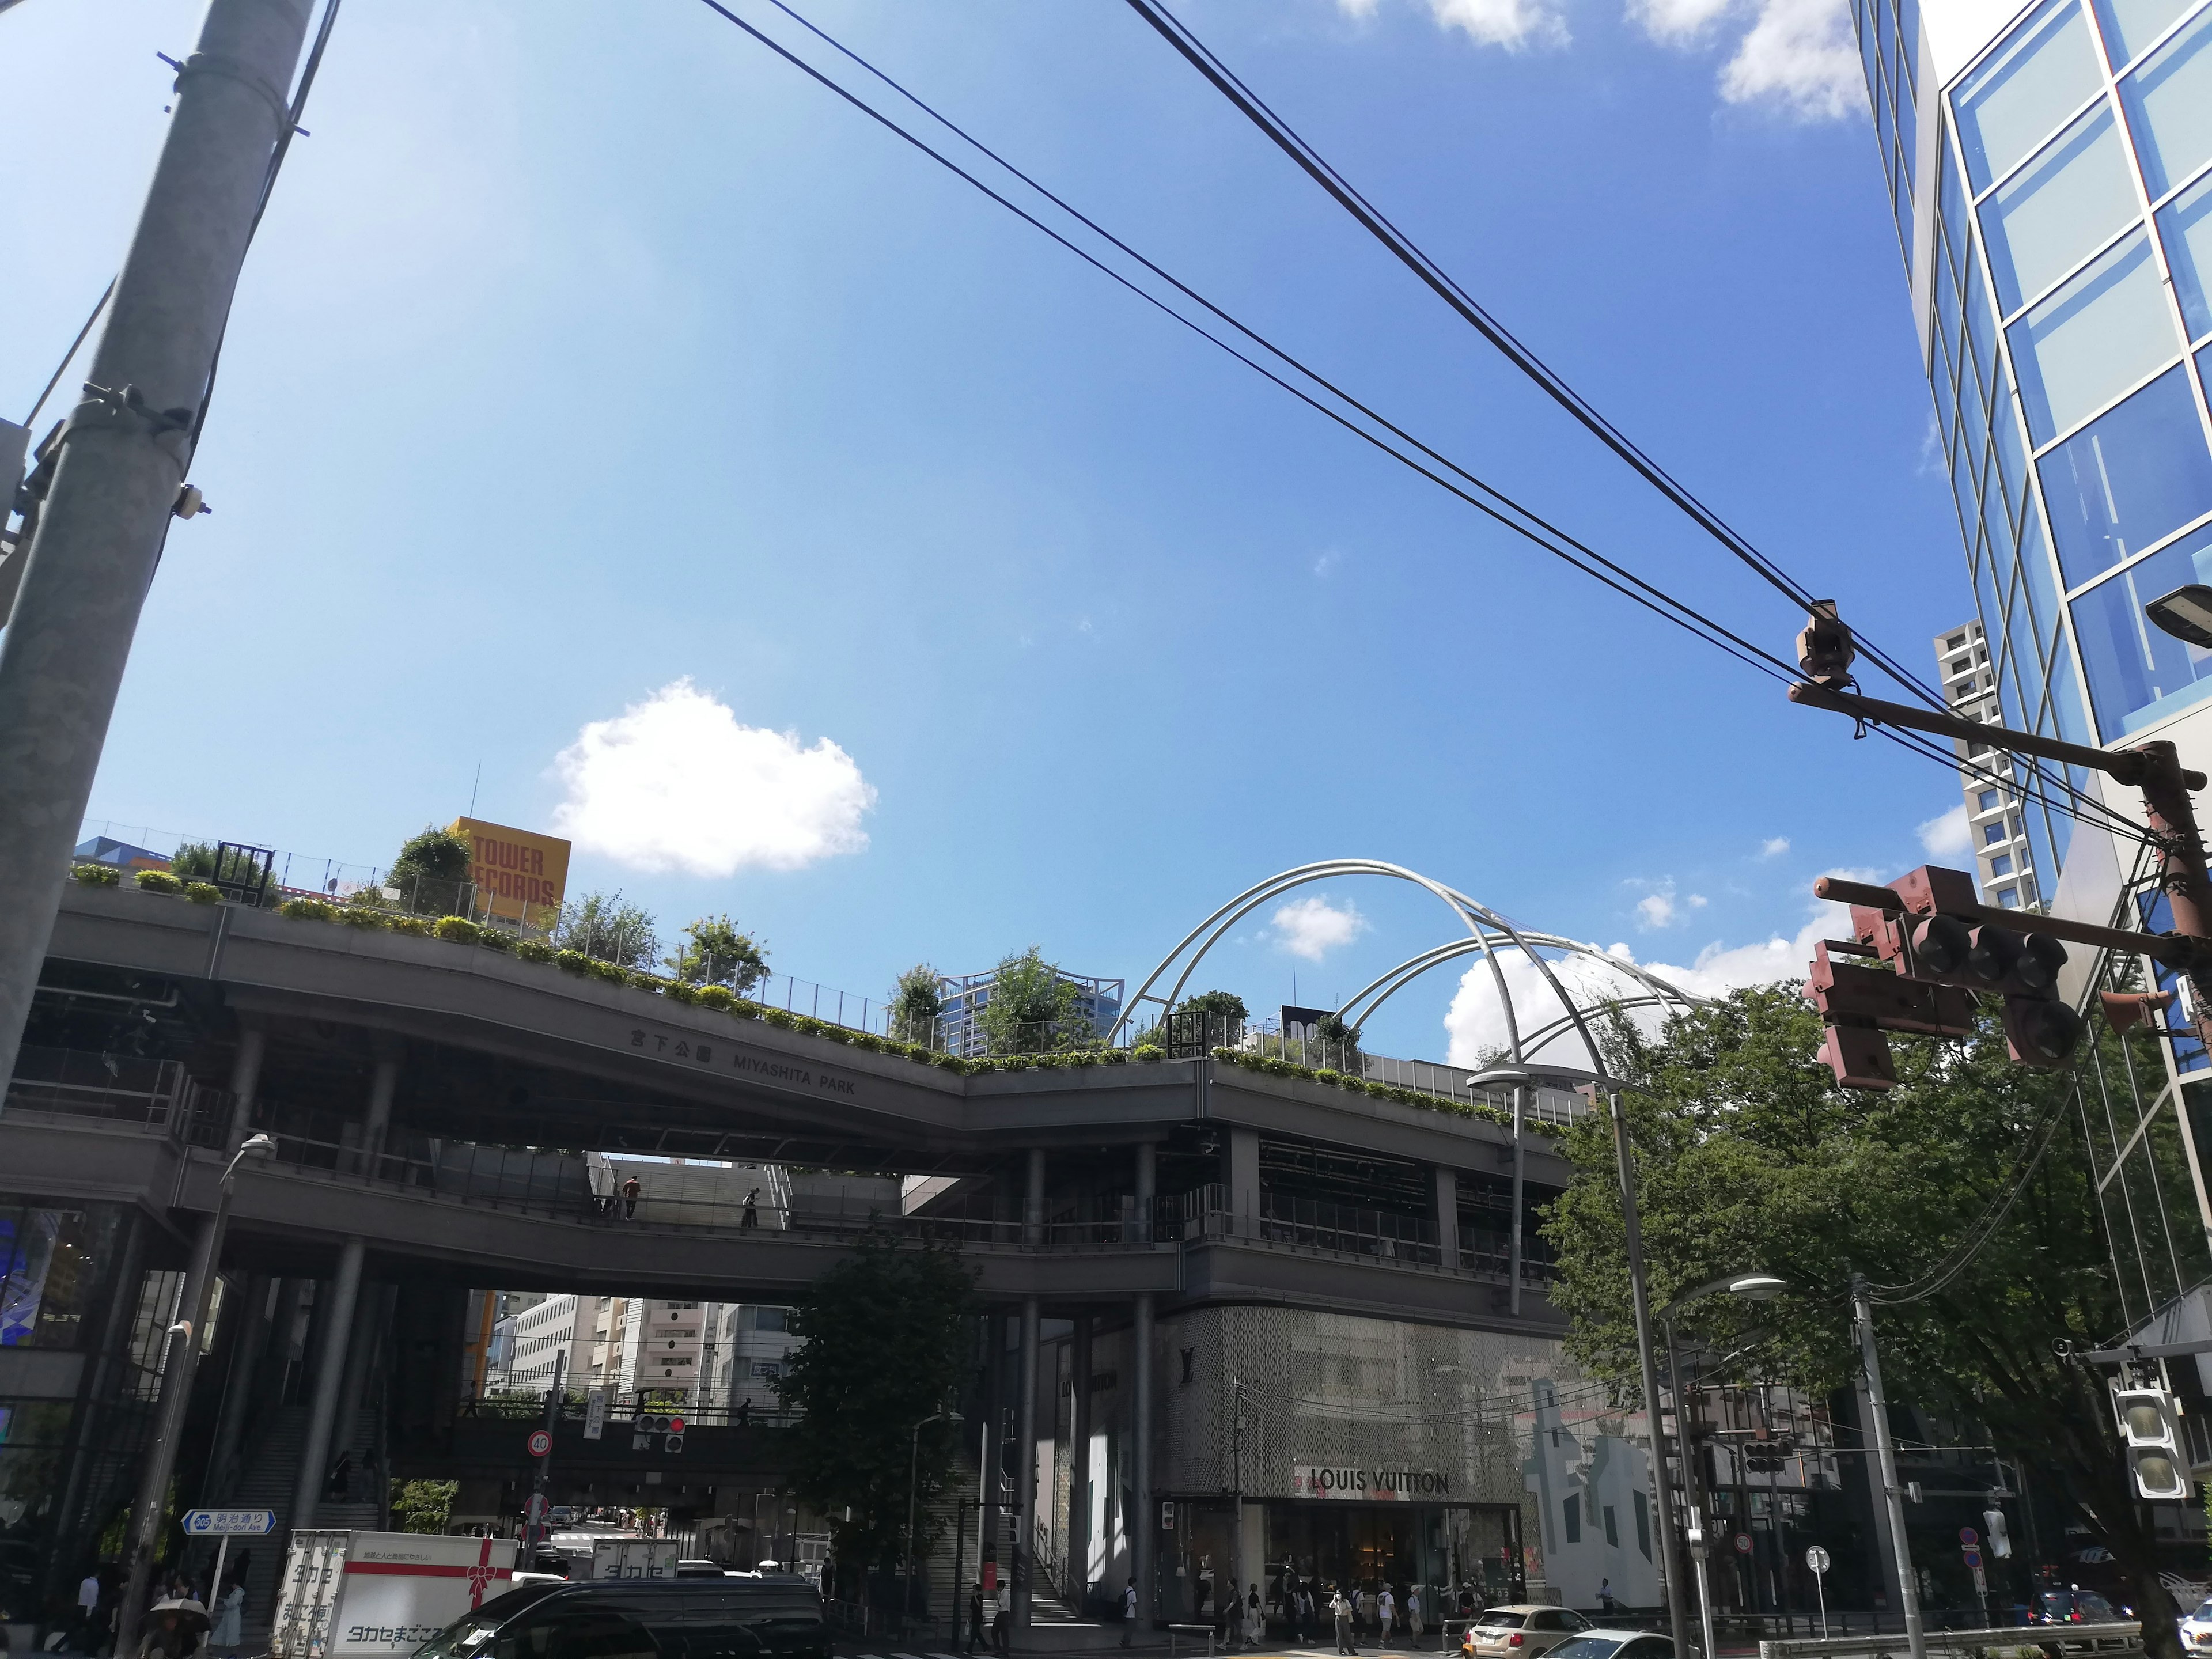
[2179,1599,2212,1649]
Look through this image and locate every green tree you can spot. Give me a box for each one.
[888,964,944,1046]
[1134,990,1248,1051]
[977,947,1088,1054]
[169,842,279,903]
[553,891,660,969]
[387,825,474,916]
[667,915,770,993]
[390,1479,458,1534]
[1547,985,2203,1659]
[776,1233,977,1580]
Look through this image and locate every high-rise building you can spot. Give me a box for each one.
[935,966,1123,1057]
[1851,0,2212,931]
[1936,618,2046,907]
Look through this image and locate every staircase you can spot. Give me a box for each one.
[221,1405,382,1640]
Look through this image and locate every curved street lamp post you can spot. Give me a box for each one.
[907,1407,963,1627]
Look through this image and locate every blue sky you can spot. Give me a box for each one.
[3,0,1982,1063]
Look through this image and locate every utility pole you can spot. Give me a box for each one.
[0,0,315,1096]
[1852,1276,1925,1659]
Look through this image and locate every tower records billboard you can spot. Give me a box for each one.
[449,817,570,924]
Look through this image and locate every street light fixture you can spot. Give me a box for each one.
[1657,1271,1788,1659]
[1475,1066,1690,1659]
[906,1407,964,1626]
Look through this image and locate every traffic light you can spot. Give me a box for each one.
[2113,1385,2190,1499]
[1982,1508,2013,1559]
[1807,866,2085,1090]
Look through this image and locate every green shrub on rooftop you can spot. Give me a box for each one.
[73,864,121,887]
[624,968,663,992]
[433,916,482,945]
[183,882,224,904]
[476,926,514,953]
[135,870,182,894]
[514,938,555,964]
[1134,1044,1163,1062]
[390,915,433,937]
[337,905,390,930]
[692,984,733,1011]
[279,897,338,922]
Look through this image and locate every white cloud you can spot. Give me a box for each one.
[1759,836,1791,859]
[1429,0,1571,47]
[1629,0,1862,121]
[1270,895,1370,961]
[1918,802,1972,858]
[1633,880,1706,928]
[551,679,875,877]
[1338,0,1569,47]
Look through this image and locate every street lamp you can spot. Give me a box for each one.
[1475,1067,1690,1659]
[1656,1271,1789,1659]
[115,1132,276,1654]
[907,1407,964,1626]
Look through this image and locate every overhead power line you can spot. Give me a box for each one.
[687,0,2156,854]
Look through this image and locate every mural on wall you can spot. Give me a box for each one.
[1522,1377,1660,1608]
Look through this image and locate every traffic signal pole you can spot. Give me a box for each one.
[0,0,313,1099]
[1852,1277,1926,1659]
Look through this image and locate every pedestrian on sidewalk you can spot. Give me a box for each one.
[620,1175,641,1219]
[1300,1585,1318,1647]
[1599,1580,1614,1619]
[741,1190,759,1229]
[1377,1586,1395,1647]
[1331,1585,1357,1656]
[968,1582,986,1653]
[1121,1577,1139,1649]
[1247,1584,1264,1646]
[1406,1589,1423,1645]
[992,1580,1010,1655]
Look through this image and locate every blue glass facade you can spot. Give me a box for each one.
[1854,0,2212,891]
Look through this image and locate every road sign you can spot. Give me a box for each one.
[1805,1546,1831,1575]
[525,1492,548,1523]
[583,1388,607,1442]
[527,1429,552,1458]
[1967,1556,1987,1594]
[1734,1535,1753,1555]
[1959,1527,1979,1546]
[1962,1548,1982,1567]
[183,1509,274,1536]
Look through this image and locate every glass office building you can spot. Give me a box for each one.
[1852,0,2212,899]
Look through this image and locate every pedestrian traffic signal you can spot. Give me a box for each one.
[1806,866,2085,1090]
[2113,1385,2190,1500]
[1982,1509,2013,1559]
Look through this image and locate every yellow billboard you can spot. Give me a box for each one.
[449,817,571,925]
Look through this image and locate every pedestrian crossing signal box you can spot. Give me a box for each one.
[631,1415,685,1454]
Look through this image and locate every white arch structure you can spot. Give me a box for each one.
[1112,859,1703,1070]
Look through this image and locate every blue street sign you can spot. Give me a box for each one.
[183,1509,275,1536]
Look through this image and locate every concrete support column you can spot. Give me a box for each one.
[262,1277,307,1410]
[1024,1149,1047,1246]
[361,1048,400,1173]
[203,1272,273,1499]
[1070,1312,1093,1609]
[1016,1297,1040,1634]
[223,1024,266,1146]
[1132,1293,1154,1631]
[1133,1142,1156,1243]
[291,1237,365,1530]
[1433,1168,1460,1268]
[324,1282,384,1499]
[1227,1128,1260,1238]
[979,1312,1003,1588]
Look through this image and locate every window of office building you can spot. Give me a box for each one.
[2073,521,2212,729]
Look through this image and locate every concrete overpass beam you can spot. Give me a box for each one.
[1015,1296,1040,1635]
[361,1047,401,1171]
[222,1024,266,1148]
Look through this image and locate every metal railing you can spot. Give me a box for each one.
[1758,1620,2141,1659]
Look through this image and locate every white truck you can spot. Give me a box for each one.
[588,1538,681,1580]
[271,1530,521,1659]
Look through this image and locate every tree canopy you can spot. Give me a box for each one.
[978,947,1090,1054]
[553,892,660,969]
[1546,985,2204,1658]
[888,964,944,1046]
[387,825,474,916]
[777,1233,978,1577]
[667,915,770,993]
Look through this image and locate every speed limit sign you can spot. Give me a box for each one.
[1734,1535,1753,1555]
[1805,1546,1831,1575]
[527,1429,552,1458]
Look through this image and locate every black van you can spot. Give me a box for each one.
[413,1577,828,1659]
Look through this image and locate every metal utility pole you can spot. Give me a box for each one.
[1604,1089,1691,1659]
[1852,1276,1926,1659]
[0,0,315,1096]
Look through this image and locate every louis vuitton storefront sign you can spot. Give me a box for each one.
[1290,1465,1452,1501]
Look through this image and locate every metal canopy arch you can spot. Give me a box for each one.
[1115,860,1702,1070]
